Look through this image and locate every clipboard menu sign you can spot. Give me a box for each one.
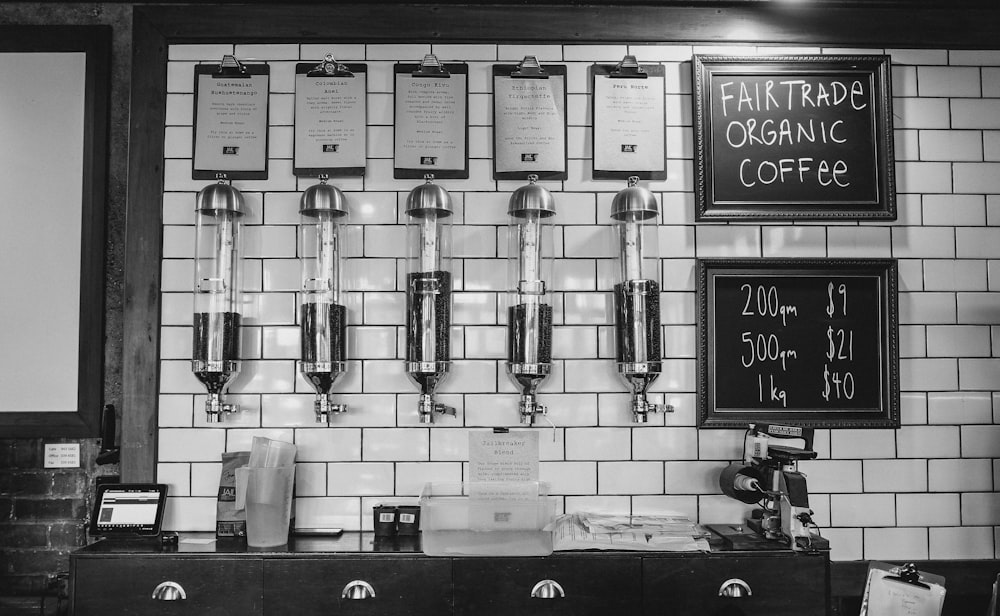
[493,57,567,180]
[591,57,666,180]
[294,57,367,177]
[693,55,895,221]
[394,56,468,179]
[193,56,269,180]
[697,258,899,428]
[860,562,946,616]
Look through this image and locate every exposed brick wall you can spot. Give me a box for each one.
[0,438,114,605]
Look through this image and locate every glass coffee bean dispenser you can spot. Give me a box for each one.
[298,178,350,424]
[192,176,245,422]
[505,175,556,425]
[405,175,456,424]
[611,177,670,422]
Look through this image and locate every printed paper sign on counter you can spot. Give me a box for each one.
[469,430,539,483]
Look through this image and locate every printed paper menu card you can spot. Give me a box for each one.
[293,61,367,177]
[394,60,469,179]
[193,60,270,179]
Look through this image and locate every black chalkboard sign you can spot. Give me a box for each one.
[693,55,895,221]
[698,258,899,428]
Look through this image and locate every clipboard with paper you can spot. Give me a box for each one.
[859,562,946,616]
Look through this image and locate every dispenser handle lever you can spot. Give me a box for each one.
[434,403,456,416]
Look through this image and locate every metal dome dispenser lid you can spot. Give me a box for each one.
[508,174,556,218]
[610,176,659,222]
[196,177,245,215]
[300,177,348,217]
[405,174,453,219]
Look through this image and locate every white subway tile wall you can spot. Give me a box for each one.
[156,43,999,562]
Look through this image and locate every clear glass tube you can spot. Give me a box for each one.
[613,213,661,365]
[406,209,453,364]
[615,212,660,285]
[610,179,665,422]
[192,181,245,422]
[300,208,347,366]
[507,209,554,366]
[193,208,243,366]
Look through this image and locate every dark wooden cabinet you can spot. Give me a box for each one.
[643,553,828,616]
[264,557,452,615]
[70,535,828,616]
[71,555,262,616]
[453,555,642,616]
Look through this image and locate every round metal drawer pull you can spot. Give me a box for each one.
[530,579,565,599]
[342,580,376,600]
[718,578,752,598]
[151,581,187,601]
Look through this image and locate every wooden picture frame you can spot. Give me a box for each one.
[0,26,110,437]
[693,55,895,221]
[697,258,899,429]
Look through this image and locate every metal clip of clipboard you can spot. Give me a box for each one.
[307,53,355,78]
[213,54,249,78]
[885,563,930,589]
[412,54,450,78]
[511,55,549,79]
[610,54,647,79]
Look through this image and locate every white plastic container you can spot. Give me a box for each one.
[419,482,557,556]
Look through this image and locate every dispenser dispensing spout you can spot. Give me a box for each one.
[505,175,556,426]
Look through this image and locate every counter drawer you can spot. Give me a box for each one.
[263,557,451,615]
[642,554,828,616]
[72,556,262,616]
[453,556,642,616]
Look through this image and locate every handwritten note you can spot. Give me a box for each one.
[694,55,895,219]
[698,259,899,428]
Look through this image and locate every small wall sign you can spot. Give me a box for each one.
[193,55,270,180]
[394,55,469,179]
[493,56,567,181]
[293,56,367,177]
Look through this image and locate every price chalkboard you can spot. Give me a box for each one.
[693,55,895,221]
[697,259,899,428]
